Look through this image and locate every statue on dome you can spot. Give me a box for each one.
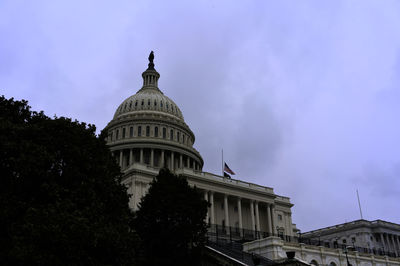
[147,51,155,69]
[148,51,154,64]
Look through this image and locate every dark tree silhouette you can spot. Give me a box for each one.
[0,96,139,265]
[134,168,209,265]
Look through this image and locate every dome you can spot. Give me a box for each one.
[113,89,184,120]
[104,51,203,173]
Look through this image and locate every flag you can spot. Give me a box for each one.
[224,163,235,175]
[224,172,231,178]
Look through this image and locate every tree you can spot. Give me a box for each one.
[0,96,138,265]
[134,168,209,265]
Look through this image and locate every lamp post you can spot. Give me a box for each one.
[344,246,351,266]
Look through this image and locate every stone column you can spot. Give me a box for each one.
[250,201,255,231]
[255,201,260,232]
[380,233,387,252]
[390,235,397,256]
[210,192,215,224]
[224,194,230,232]
[204,191,209,223]
[396,235,400,254]
[179,154,183,169]
[119,150,123,168]
[140,148,143,164]
[267,204,272,234]
[237,197,243,236]
[271,204,277,234]
[288,214,293,236]
[171,152,174,170]
[161,150,164,167]
[150,149,154,167]
[129,149,133,166]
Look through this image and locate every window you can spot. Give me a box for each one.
[166,103,169,109]
[163,128,166,139]
[110,132,113,141]
[170,129,173,140]
[135,101,138,107]
[155,127,158,137]
[160,101,163,107]
[154,100,157,106]
[146,126,150,137]
[141,100,144,106]
[278,214,283,221]
[122,128,126,138]
[129,126,133,137]
[183,135,185,144]
[342,239,347,244]
[177,132,180,142]
[234,206,238,212]
[351,237,356,243]
[129,102,132,108]
[148,99,150,106]
[116,129,119,140]
[138,126,142,137]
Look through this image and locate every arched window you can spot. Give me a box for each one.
[160,101,163,107]
[135,101,138,107]
[122,128,126,138]
[329,262,336,266]
[141,100,144,106]
[129,126,133,137]
[163,128,166,139]
[154,127,158,137]
[154,100,157,106]
[146,126,150,137]
[170,129,173,140]
[183,134,185,144]
[138,126,142,137]
[310,260,319,266]
[116,129,119,140]
[129,102,132,108]
[110,132,113,141]
[177,132,180,142]
[148,99,150,106]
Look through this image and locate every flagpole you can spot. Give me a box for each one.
[222,149,224,177]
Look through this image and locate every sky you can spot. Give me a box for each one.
[1,0,400,232]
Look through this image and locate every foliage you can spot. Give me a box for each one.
[0,96,138,265]
[134,168,209,265]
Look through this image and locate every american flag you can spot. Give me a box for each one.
[224,163,235,175]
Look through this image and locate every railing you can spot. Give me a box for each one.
[206,224,399,258]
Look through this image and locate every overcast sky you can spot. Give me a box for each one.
[1,0,400,231]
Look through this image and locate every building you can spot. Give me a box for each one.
[243,219,400,266]
[103,52,297,239]
[301,220,400,257]
[104,53,400,265]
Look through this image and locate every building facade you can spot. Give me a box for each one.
[301,220,400,258]
[103,53,297,237]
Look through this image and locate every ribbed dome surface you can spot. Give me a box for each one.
[113,88,184,120]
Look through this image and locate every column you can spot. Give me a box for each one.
[255,201,260,232]
[396,235,400,254]
[129,149,133,166]
[119,150,123,168]
[150,149,154,167]
[179,154,183,169]
[210,192,215,224]
[134,181,140,211]
[161,150,164,167]
[204,191,209,223]
[288,214,293,236]
[390,235,397,256]
[224,194,230,233]
[380,233,386,252]
[250,201,255,231]
[267,204,272,234]
[140,148,143,164]
[271,204,277,234]
[171,152,174,170]
[237,198,243,236]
